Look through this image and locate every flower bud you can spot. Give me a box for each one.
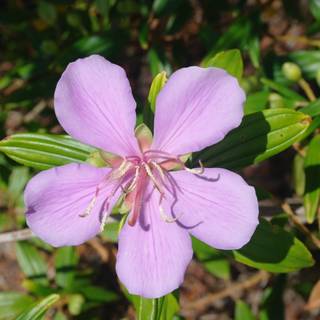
[269,93,284,108]
[282,62,302,82]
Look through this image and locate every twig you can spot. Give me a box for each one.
[298,78,316,102]
[183,270,269,314]
[88,238,109,262]
[0,228,35,243]
[282,202,320,249]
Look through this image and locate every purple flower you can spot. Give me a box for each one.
[24,55,259,298]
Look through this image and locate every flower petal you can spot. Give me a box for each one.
[167,168,259,250]
[54,55,140,157]
[116,186,193,298]
[25,163,119,247]
[152,67,245,155]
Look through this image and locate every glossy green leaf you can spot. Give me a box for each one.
[0,133,94,170]
[195,109,311,170]
[304,135,320,223]
[15,241,48,285]
[131,294,179,320]
[203,49,243,81]
[148,71,167,112]
[235,300,255,320]
[55,247,78,289]
[230,219,314,272]
[0,292,34,320]
[16,294,59,320]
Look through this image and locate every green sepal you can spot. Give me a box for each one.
[148,71,167,112]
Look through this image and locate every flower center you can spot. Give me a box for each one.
[80,149,204,230]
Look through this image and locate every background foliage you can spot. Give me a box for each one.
[1,0,320,319]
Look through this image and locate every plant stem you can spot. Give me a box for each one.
[0,228,34,243]
[298,78,316,102]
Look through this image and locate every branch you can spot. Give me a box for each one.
[182,270,269,316]
[0,228,35,243]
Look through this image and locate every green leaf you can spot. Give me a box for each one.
[195,109,311,170]
[16,294,59,320]
[37,1,57,25]
[244,91,269,115]
[148,71,167,112]
[203,49,243,81]
[0,133,94,170]
[202,16,253,65]
[192,238,230,279]
[310,0,320,21]
[0,292,34,320]
[55,247,78,289]
[304,135,320,223]
[8,167,29,203]
[131,294,179,320]
[261,78,306,101]
[235,300,255,320]
[230,219,314,272]
[15,241,48,285]
[79,286,119,302]
[300,99,320,117]
[289,50,320,79]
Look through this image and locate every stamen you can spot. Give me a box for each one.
[159,204,184,223]
[184,160,204,175]
[143,162,164,194]
[80,194,97,217]
[151,161,165,180]
[99,201,110,232]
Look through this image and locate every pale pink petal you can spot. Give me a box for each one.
[25,163,119,247]
[116,186,193,298]
[54,55,140,157]
[152,67,245,155]
[166,168,259,250]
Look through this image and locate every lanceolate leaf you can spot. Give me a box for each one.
[194,109,311,170]
[304,135,320,223]
[0,133,94,170]
[15,241,48,285]
[16,294,60,320]
[230,219,314,273]
[0,292,34,320]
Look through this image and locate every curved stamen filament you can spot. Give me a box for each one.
[184,160,204,175]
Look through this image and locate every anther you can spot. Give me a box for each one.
[159,205,183,223]
[80,195,97,217]
[184,160,204,175]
